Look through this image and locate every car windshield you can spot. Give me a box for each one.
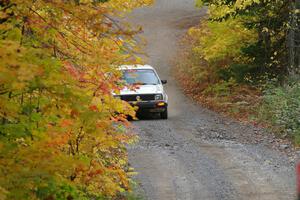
[122,69,160,85]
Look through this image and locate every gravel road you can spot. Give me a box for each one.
[127,1,296,199]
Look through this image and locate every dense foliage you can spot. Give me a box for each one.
[259,83,300,144]
[195,0,294,83]
[0,0,152,199]
[176,0,300,142]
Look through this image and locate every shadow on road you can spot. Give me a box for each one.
[135,113,163,121]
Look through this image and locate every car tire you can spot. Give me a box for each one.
[160,108,168,119]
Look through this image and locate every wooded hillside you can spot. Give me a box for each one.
[176,0,300,143]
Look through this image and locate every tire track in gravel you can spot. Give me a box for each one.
[127,0,296,199]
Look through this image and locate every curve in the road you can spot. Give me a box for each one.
[128,1,295,200]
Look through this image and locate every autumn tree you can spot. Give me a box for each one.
[196,0,294,82]
[0,0,152,199]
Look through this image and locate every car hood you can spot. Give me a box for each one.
[120,84,164,95]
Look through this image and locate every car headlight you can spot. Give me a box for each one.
[155,94,163,100]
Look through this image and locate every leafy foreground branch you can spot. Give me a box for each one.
[0,0,152,199]
[176,0,300,144]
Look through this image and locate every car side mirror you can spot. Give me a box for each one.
[161,80,167,84]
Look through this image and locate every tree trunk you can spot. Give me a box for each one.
[288,0,300,78]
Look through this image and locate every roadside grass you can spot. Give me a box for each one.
[175,67,261,122]
[258,83,300,145]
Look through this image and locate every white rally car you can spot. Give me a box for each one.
[115,65,168,119]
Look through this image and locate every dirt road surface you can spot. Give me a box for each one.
[127,1,296,199]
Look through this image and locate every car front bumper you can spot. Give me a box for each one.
[129,101,168,113]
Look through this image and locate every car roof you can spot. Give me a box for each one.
[119,64,154,70]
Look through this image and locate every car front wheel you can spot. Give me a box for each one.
[160,108,168,119]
